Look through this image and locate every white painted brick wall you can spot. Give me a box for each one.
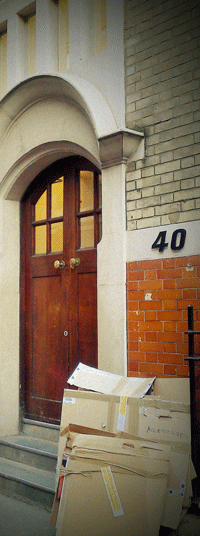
[125,0,200,230]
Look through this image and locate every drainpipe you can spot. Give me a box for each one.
[184,305,200,502]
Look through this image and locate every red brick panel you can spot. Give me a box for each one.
[127,255,200,379]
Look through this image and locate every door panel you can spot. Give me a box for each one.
[32,275,63,399]
[21,157,101,424]
[77,272,97,365]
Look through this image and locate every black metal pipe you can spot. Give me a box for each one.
[185,305,200,501]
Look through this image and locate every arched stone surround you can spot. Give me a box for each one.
[0,74,144,435]
[0,74,108,200]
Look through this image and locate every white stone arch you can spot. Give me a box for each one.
[0,73,117,200]
[1,141,100,201]
[0,74,117,436]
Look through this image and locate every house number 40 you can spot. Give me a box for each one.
[151,229,186,253]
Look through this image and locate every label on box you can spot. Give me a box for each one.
[63,397,76,404]
[101,466,124,517]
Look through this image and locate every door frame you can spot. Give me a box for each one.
[20,156,101,423]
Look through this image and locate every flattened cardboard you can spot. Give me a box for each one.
[60,423,116,438]
[72,434,190,530]
[66,431,171,460]
[51,425,118,527]
[57,390,118,484]
[55,433,170,536]
[52,421,191,531]
[68,362,155,397]
[153,378,190,404]
[60,389,191,445]
[161,450,190,529]
[138,401,191,445]
[183,458,195,508]
[54,389,192,530]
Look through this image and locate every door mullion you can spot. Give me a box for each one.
[47,183,51,254]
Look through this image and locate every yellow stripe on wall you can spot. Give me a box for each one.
[59,0,69,71]
[27,15,36,76]
[0,32,7,97]
[94,0,107,55]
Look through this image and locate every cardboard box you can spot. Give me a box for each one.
[153,378,190,405]
[53,368,192,532]
[68,362,155,397]
[66,364,190,443]
[60,390,191,445]
[53,420,191,531]
[138,397,190,445]
[55,431,170,536]
[160,449,190,529]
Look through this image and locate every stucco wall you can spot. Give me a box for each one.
[0,198,20,434]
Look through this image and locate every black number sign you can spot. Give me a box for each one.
[152,231,168,253]
[171,229,186,251]
[151,229,186,253]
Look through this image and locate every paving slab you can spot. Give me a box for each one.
[159,503,200,536]
[1,491,200,536]
[0,493,56,536]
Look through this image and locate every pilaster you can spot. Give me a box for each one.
[97,129,144,375]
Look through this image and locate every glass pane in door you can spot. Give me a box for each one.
[80,216,94,248]
[51,222,63,252]
[35,225,46,255]
[51,176,64,218]
[80,171,94,212]
[35,190,47,221]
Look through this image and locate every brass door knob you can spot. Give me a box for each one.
[70,258,80,270]
[54,260,65,269]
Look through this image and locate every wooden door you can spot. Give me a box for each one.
[20,157,101,424]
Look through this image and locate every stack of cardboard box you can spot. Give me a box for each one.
[51,364,193,536]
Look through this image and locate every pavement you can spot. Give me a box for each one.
[0,493,56,536]
[159,504,200,536]
[0,492,200,536]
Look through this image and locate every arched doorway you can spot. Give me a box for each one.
[0,74,132,438]
[20,156,102,424]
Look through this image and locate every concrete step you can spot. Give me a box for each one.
[0,456,55,510]
[0,434,58,472]
[23,418,60,442]
[0,420,60,510]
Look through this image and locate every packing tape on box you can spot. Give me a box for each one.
[101,465,124,517]
[111,377,133,396]
[107,396,117,432]
[117,390,132,432]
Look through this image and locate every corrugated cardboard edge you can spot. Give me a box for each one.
[67,362,155,398]
[60,423,116,438]
[52,432,169,536]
